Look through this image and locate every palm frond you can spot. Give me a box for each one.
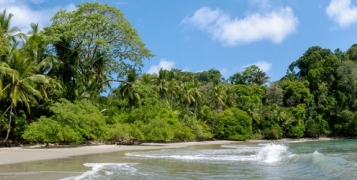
[0,64,17,77]
[21,82,43,99]
[0,80,3,99]
[24,74,50,84]
[11,85,19,106]
[19,92,31,113]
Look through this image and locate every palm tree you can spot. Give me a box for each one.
[167,79,179,110]
[139,74,155,86]
[181,82,195,115]
[117,69,141,109]
[0,9,26,45]
[0,32,10,65]
[250,70,270,85]
[24,23,41,63]
[209,84,226,134]
[224,85,236,108]
[156,68,168,101]
[46,34,81,101]
[81,51,114,99]
[192,87,202,117]
[246,103,264,125]
[23,23,59,78]
[191,78,203,117]
[0,48,54,143]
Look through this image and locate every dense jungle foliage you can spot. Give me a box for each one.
[1,3,357,145]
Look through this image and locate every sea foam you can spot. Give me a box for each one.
[61,163,138,180]
[125,143,291,163]
[255,143,290,163]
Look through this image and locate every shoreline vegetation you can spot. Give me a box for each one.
[0,138,344,166]
[1,2,357,153]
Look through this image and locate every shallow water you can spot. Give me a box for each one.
[0,139,357,180]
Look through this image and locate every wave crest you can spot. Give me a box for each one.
[256,143,290,163]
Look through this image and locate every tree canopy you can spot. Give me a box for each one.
[42,2,153,100]
[2,2,357,146]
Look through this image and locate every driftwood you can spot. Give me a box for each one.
[43,143,59,148]
[113,139,141,145]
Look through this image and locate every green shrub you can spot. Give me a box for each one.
[23,117,82,143]
[215,107,252,140]
[108,123,144,141]
[264,123,283,139]
[23,99,108,143]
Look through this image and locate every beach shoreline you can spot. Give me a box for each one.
[0,141,235,166]
[245,137,345,143]
[0,137,345,166]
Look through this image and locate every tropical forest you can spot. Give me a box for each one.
[1,2,357,146]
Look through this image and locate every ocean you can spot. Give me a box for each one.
[0,139,356,179]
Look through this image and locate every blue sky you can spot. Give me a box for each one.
[2,0,357,82]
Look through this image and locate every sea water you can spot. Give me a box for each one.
[1,139,357,180]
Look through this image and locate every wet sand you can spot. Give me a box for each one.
[0,137,342,165]
[0,141,235,165]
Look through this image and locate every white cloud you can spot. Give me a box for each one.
[0,0,75,34]
[147,59,175,74]
[182,7,222,29]
[326,0,357,27]
[182,3,298,46]
[243,61,272,72]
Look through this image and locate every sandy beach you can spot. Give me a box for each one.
[0,138,343,166]
[0,141,235,165]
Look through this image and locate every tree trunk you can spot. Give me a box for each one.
[170,94,173,110]
[212,110,216,134]
[186,104,189,115]
[4,103,13,143]
[212,103,220,135]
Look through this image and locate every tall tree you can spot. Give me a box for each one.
[156,68,168,101]
[0,9,26,45]
[196,69,222,84]
[250,70,270,85]
[0,48,55,143]
[224,85,236,108]
[209,84,226,134]
[181,82,195,115]
[191,79,203,117]
[336,60,357,110]
[229,65,269,85]
[289,46,333,77]
[116,69,140,110]
[42,3,153,100]
[167,79,179,110]
[264,84,284,105]
[139,74,155,86]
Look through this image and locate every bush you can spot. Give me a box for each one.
[23,117,82,143]
[108,123,144,141]
[286,120,305,138]
[215,107,252,140]
[264,123,283,139]
[132,109,197,142]
[139,118,175,141]
[23,99,108,143]
[305,115,330,137]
